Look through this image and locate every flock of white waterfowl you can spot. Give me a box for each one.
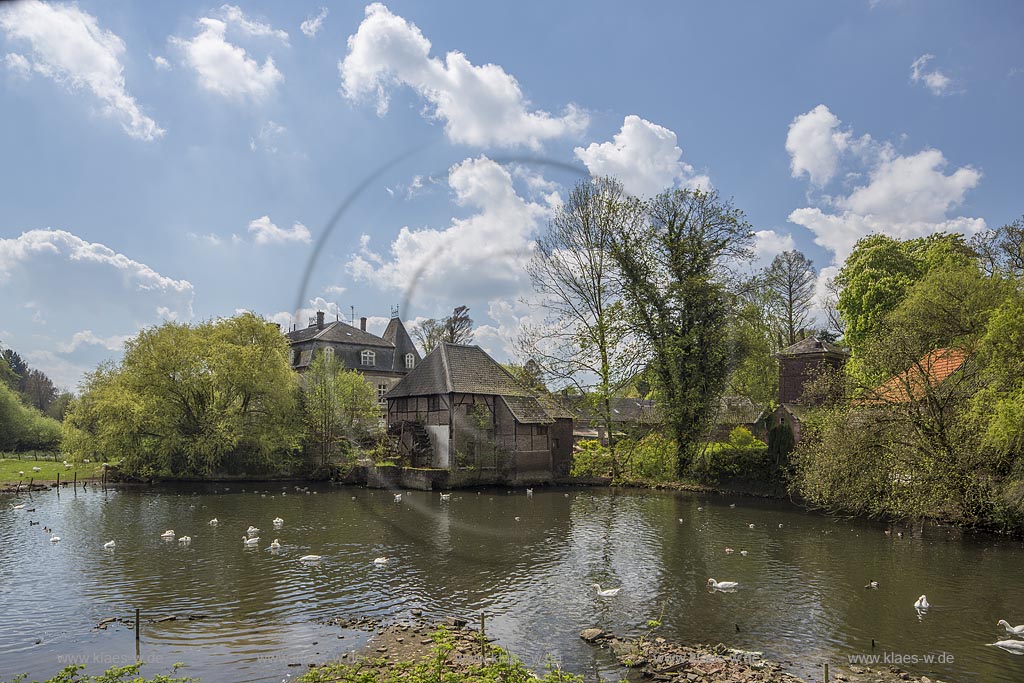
[8,489,1024,656]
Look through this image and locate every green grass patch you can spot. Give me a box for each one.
[0,457,105,483]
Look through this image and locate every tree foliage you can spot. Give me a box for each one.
[520,177,643,475]
[0,380,62,451]
[62,313,303,478]
[794,244,1024,528]
[304,350,381,468]
[609,188,754,475]
[413,306,474,354]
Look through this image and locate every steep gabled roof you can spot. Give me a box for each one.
[777,337,849,358]
[285,320,394,348]
[868,348,969,404]
[383,317,420,370]
[387,343,536,398]
[501,395,555,424]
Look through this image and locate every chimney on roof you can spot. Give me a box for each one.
[360,316,367,332]
[316,311,325,330]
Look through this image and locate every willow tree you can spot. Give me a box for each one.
[63,313,303,477]
[520,177,644,477]
[609,188,753,475]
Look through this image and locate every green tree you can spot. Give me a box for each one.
[520,177,644,476]
[0,380,62,451]
[63,313,303,478]
[726,276,779,407]
[609,187,754,475]
[304,351,380,468]
[835,233,975,363]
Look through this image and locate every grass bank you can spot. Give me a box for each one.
[0,457,104,484]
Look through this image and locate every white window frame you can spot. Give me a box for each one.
[405,353,415,369]
[378,384,388,404]
[361,349,375,366]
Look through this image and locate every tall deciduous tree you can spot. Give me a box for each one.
[520,177,644,475]
[609,187,754,474]
[764,249,816,347]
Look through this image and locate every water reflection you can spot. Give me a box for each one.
[1,485,1023,682]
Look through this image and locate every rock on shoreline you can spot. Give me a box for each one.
[579,628,951,683]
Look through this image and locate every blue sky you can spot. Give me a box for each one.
[1,0,1021,390]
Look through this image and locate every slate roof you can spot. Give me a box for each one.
[777,337,850,358]
[565,396,660,424]
[388,343,539,398]
[718,396,765,424]
[383,317,420,367]
[285,319,393,348]
[501,395,555,424]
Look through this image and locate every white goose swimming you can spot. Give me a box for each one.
[591,583,621,597]
[439,493,451,501]
[161,530,175,539]
[208,518,218,526]
[914,595,930,610]
[246,525,260,535]
[49,534,60,543]
[394,493,402,502]
[707,578,739,590]
[242,536,259,546]
[374,556,389,565]
[272,517,284,526]
[998,620,1024,637]
[103,540,116,550]
[299,554,322,562]
[178,536,192,544]
[991,640,1024,655]
[269,539,281,549]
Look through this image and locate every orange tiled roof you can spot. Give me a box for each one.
[868,348,968,404]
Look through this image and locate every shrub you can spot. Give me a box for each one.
[618,433,678,482]
[692,426,769,482]
[570,439,612,477]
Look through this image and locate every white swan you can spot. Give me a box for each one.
[178,535,192,544]
[103,540,116,550]
[394,493,402,502]
[269,539,281,549]
[440,493,451,501]
[247,525,260,535]
[208,518,218,526]
[374,556,389,565]
[740,550,748,556]
[864,581,879,589]
[724,547,734,554]
[243,536,259,546]
[161,530,175,538]
[299,554,321,562]
[914,595,930,610]
[13,504,25,510]
[591,583,621,597]
[998,620,1024,637]
[707,578,739,590]
[991,640,1024,655]
[272,517,284,526]
[748,523,755,529]
[526,488,533,497]
[49,535,60,543]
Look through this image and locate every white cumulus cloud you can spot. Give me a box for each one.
[910,54,955,96]
[338,3,587,148]
[171,6,286,102]
[785,104,854,187]
[574,115,710,197]
[3,52,31,79]
[0,0,164,141]
[301,7,329,38]
[786,105,984,264]
[247,216,312,245]
[346,156,549,304]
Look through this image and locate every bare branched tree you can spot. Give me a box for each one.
[764,249,816,347]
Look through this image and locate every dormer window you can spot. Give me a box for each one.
[405,353,415,369]
[361,349,375,366]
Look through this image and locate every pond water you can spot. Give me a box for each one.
[1,484,1023,683]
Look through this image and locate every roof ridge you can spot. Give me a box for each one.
[439,342,453,394]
